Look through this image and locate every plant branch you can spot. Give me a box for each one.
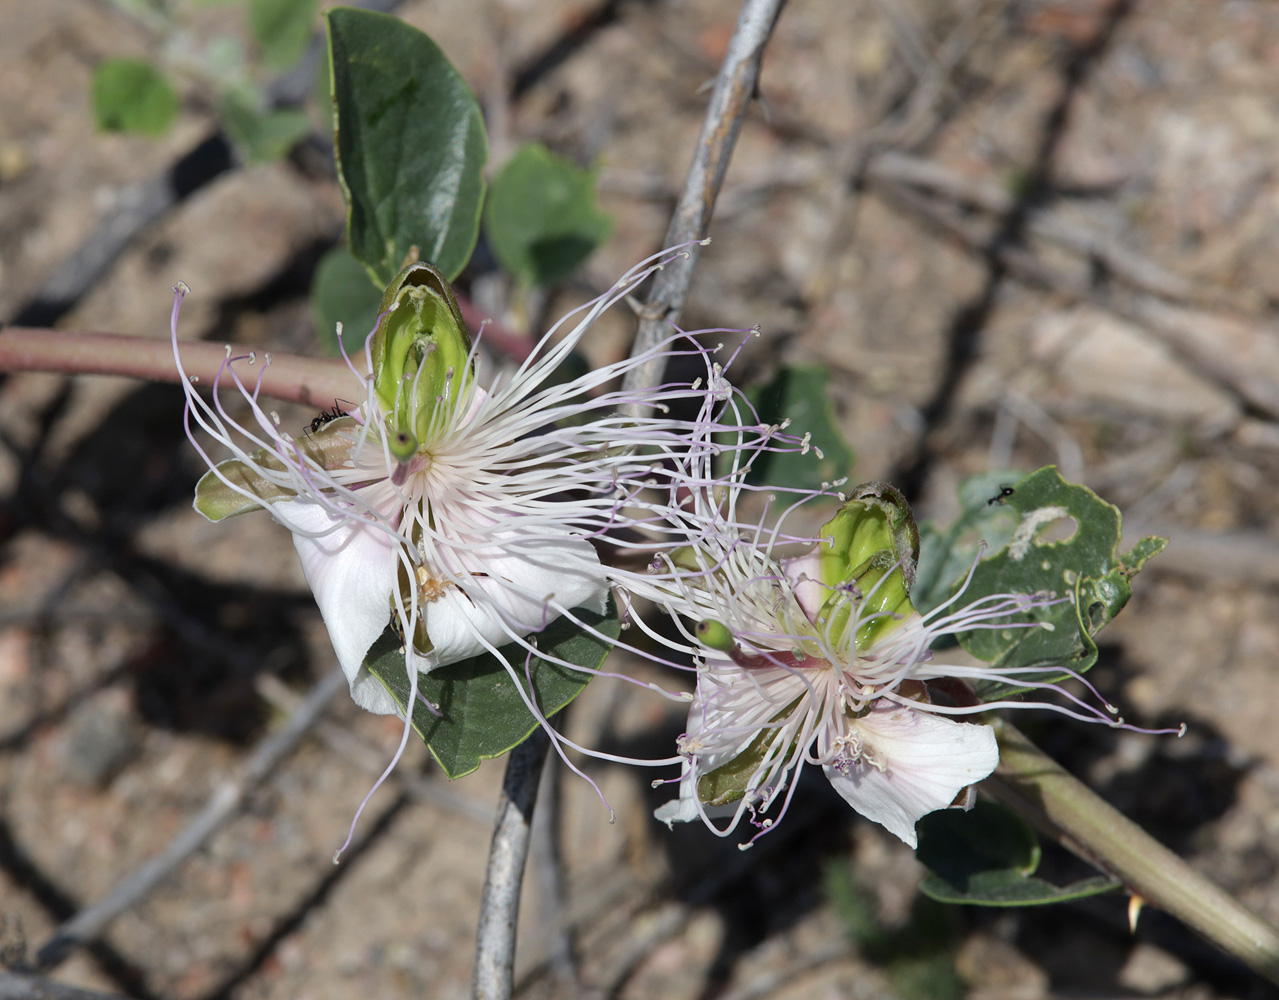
[622,0,787,401]
[472,728,550,1000]
[0,328,356,409]
[987,719,1279,986]
[471,4,789,996]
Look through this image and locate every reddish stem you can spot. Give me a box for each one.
[0,327,356,408]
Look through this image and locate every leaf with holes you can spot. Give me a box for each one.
[954,467,1166,694]
[363,599,619,778]
[913,469,1024,620]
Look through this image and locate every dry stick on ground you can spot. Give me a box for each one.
[470,2,788,998]
[872,178,1279,421]
[32,667,347,972]
[0,972,137,1000]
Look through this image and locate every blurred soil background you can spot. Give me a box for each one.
[3,0,1279,998]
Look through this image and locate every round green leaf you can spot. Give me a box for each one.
[483,142,613,287]
[364,599,619,779]
[310,246,383,357]
[219,87,311,163]
[91,58,178,136]
[326,8,487,284]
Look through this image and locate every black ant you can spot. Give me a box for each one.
[987,485,1016,506]
[306,399,353,435]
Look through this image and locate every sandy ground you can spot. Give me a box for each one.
[3,0,1279,998]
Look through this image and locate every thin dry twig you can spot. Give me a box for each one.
[471,3,789,998]
[0,972,136,1000]
[472,729,551,1000]
[622,0,788,404]
[0,328,355,410]
[34,668,347,971]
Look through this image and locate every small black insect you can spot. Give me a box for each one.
[987,485,1016,506]
[307,399,350,435]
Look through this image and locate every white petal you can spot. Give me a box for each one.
[823,705,998,847]
[279,499,401,715]
[420,527,609,665]
[780,545,828,620]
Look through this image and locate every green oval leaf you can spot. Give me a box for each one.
[483,142,613,287]
[916,800,1120,906]
[310,246,383,356]
[91,58,178,136]
[364,600,619,779]
[326,8,487,284]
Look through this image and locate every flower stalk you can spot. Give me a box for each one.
[986,719,1279,985]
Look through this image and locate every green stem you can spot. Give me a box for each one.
[987,719,1279,985]
[0,326,356,408]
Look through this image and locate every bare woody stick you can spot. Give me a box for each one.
[471,729,551,1000]
[470,2,788,997]
[621,0,787,406]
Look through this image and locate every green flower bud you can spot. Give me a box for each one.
[695,619,735,652]
[813,482,921,648]
[370,261,473,448]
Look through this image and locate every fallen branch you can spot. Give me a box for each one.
[34,668,346,970]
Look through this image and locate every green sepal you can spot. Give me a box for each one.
[694,698,800,807]
[369,262,472,441]
[192,416,357,521]
[813,483,920,648]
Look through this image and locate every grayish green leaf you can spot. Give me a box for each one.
[219,87,311,162]
[732,366,855,491]
[249,0,318,69]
